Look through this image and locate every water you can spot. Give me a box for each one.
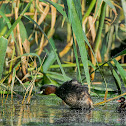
[0,95,125,126]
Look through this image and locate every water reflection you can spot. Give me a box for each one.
[54,109,92,125]
[117,111,126,125]
[0,95,125,126]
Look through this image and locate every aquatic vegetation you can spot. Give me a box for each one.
[0,0,126,105]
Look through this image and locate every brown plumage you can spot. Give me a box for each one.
[117,97,126,112]
[39,80,93,109]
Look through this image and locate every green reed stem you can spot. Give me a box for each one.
[73,37,82,83]
[5,0,33,39]
[82,0,96,22]
[94,2,106,54]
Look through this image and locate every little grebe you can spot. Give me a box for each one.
[117,97,126,112]
[39,80,93,109]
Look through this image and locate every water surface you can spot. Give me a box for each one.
[0,95,125,126]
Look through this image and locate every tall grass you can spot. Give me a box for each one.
[0,0,126,103]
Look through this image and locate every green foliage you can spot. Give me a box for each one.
[5,0,33,39]
[83,0,96,21]
[43,50,56,73]
[0,3,11,31]
[0,0,126,99]
[103,0,116,11]
[108,62,121,93]
[121,0,126,27]
[94,2,106,53]
[46,71,71,82]
[19,21,28,43]
[73,0,82,23]
[66,0,91,88]
[42,0,67,19]
[73,38,82,83]
[24,15,68,81]
[112,67,121,91]
[113,59,126,86]
[0,37,8,79]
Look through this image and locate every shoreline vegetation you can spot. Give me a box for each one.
[0,0,126,106]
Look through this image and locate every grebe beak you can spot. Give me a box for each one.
[117,100,121,103]
[117,100,126,103]
[37,90,43,94]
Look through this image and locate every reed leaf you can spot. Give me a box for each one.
[112,49,126,58]
[91,48,126,74]
[112,69,121,92]
[108,62,121,93]
[73,38,82,83]
[49,61,95,69]
[73,0,82,22]
[66,0,90,89]
[94,2,106,54]
[113,59,126,86]
[42,0,67,19]
[94,0,103,19]
[46,71,71,82]
[0,37,8,79]
[19,21,28,43]
[0,10,20,55]
[0,11,14,39]
[103,0,116,11]
[43,50,56,73]
[11,68,16,100]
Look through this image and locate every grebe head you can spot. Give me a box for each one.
[117,97,125,103]
[39,85,57,95]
